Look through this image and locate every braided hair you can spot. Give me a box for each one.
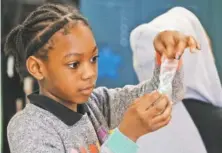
[4,3,89,80]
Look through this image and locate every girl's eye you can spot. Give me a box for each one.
[68,62,80,69]
[91,55,99,63]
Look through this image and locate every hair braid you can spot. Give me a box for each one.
[4,3,89,80]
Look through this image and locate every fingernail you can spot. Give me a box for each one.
[191,48,199,53]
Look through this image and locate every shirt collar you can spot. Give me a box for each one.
[28,92,90,126]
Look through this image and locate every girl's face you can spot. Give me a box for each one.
[39,22,98,104]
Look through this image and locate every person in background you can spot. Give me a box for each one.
[131,7,222,108]
[130,6,222,153]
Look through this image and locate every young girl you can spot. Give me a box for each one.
[5,3,199,153]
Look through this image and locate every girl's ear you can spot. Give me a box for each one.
[26,56,46,81]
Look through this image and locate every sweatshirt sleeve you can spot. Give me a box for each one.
[91,60,184,130]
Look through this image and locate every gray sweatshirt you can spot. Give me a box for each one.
[7,63,184,153]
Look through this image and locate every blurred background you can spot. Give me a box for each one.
[1,0,222,153]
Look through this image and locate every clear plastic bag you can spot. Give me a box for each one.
[158,57,179,100]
